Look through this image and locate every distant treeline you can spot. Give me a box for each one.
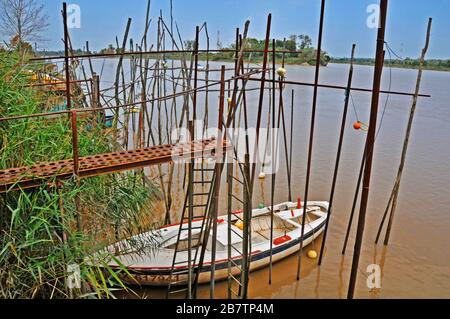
[36,34,331,66]
[331,57,450,71]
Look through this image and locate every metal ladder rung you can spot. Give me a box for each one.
[230,227,244,239]
[231,214,244,222]
[186,204,208,209]
[169,288,189,295]
[193,181,213,184]
[230,245,243,256]
[193,168,215,172]
[182,216,206,221]
[232,175,244,185]
[228,258,242,271]
[171,269,193,275]
[229,274,243,287]
[231,194,244,204]
[229,288,241,298]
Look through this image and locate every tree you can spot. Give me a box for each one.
[298,34,312,50]
[0,0,49,46]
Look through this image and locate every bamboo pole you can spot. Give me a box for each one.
[377,18,432,246]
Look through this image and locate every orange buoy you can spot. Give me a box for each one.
[353,121,362,130]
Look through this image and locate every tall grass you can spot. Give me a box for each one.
[0,51,160,299]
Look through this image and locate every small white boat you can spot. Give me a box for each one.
[100,201,329,286]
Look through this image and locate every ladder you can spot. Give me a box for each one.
[166,157,217,299]
[226,155,251,299]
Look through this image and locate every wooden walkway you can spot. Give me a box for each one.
[0,138,223,193]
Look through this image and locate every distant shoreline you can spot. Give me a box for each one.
[35,52,450,72]
[330,60,450,72]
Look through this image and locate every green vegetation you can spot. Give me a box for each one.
[331,57,450,72]
[36,34,332,66]
[196,34,331,66]
[0,51,160,298]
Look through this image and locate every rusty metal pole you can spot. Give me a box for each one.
[62,3,72,111]
[269,39,276,285]
[247,78,430,98]
[251,14,272,185]
[348,0,388,299]
[70,110,81,232]
[318,44,356,265]
[289,90,295,202]
[242,153,251,299]
[70,111,79,176]
[342,143,367,255]
[91,73,99,109]
[193,26,200,126]
[187,120,195,299]
[210,65,226,299]
[297,0,326,281]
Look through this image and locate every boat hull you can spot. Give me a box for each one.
[118,219,326,286]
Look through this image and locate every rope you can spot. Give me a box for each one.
[349,41,396,140]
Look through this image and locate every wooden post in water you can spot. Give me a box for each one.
[210,65,226,299]
[192,26,200,125]
[376,18,432,246]
[289,90,295,202]
[187,120,195,300]
[341,142,367,255]
[251,14,272,186]
[347,0,388,299]
[319,44,356,265]
[242,153,252,299]
[269,39,277,285]
[297,0,326,281]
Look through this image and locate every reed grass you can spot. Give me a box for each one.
[0,51,160,299]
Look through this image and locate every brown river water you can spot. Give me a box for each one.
[96,61,450,299]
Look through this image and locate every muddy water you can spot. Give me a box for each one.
[96,61,450,298]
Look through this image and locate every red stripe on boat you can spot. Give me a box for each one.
[273,235,292,246]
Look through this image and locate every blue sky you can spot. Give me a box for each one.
[32,0,450,59]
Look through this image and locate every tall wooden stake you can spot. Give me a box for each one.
[251,14,272,185]
[269,39,277,285]
[210,65,226,298]
[376,18,432,246]
[297,0,326,281]
[319,44,356,265]
[347,0,388,299]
